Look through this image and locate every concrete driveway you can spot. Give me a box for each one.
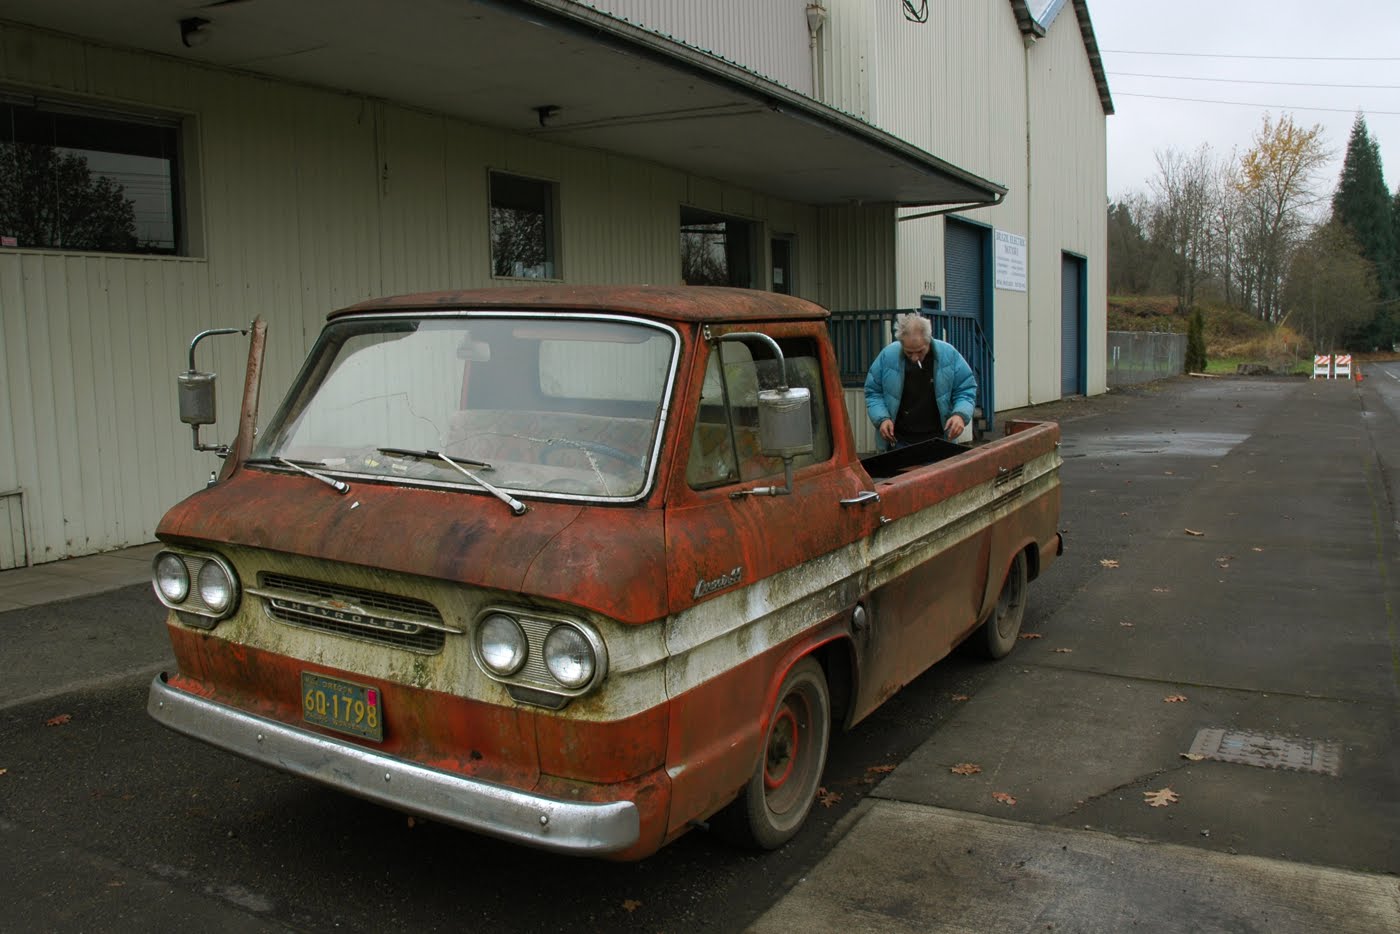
[755,373,1400,933]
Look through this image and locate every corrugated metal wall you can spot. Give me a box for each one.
[825,0,1105,411]
[0,23,856,565]
[1026,9,1108,399]
[586,0,813,92]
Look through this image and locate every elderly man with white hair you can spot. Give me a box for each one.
[863,312,978,452]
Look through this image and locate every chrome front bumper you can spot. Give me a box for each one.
[147,674,640,855]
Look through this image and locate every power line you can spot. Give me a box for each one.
[1108,71,1400,91]
[1103,49,1400,62]
[1116,91,1400,116]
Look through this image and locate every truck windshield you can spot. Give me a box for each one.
[252,314,677,500]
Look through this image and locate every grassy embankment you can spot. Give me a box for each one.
[1108,297,1315,375]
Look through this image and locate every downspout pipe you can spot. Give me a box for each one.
[806,2,828,103]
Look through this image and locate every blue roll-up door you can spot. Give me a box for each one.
[1061,253,1084,396]
[944,220,985,327]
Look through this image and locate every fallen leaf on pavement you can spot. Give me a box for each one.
[0,768,7,777]
[991,792,1017,806]
[45,714,72,727]
[1163,694,1188,703]
[1180,753,1206,762]
[817,787,842,808]
[1100,559,1120,568]
[622,899,641,913]
[1053,647,1073,654]
[866,764,896,775]
[950,694,971,702]
[950,763,982,775]
[1018,632,1043,640]
[1144,787,1180,808]
[1184,528,1205,537]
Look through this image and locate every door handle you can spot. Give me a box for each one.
[840,490,881,506]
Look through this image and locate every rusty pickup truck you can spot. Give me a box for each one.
[147,285,1062,860]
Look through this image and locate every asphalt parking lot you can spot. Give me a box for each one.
[756,372,1400,932]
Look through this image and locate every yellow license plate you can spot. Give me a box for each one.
[301,672,384,742]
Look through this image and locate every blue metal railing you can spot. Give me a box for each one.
[828,308,995,433]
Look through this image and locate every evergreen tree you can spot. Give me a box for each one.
[1185,308,1208,373]
[1331,115,1396,346]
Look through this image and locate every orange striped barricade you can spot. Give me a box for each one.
[1333,354,1352,379]
[1312,355,1332,379]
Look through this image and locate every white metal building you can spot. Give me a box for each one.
[0,0,1111,567]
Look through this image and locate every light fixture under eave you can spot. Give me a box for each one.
[180,17,211,49]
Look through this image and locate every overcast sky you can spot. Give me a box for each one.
[1085,0,1400,206]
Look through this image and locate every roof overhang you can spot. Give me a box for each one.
[0,0,1007,209]
[1010,0,1115,115]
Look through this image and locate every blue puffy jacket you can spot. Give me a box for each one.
[863,339,978,452]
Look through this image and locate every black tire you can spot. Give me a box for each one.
[714,657,831,850]
[978,550,1028,659]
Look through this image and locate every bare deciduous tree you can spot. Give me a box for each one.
[1148,145,1216,312]
[1234,114,1330,322]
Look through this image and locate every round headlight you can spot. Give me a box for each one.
[544,624,595,689]
[196,561,235,614]
[154,553,189,603]
[477,614,527,676]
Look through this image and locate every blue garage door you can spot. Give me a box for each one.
[944,220,986,327]
[1061,253,1085,396]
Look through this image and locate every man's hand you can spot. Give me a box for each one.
[944,414,967,440]
[879,419,896,443]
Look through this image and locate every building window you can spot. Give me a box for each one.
[680,207,755,288]
[0,98,183,254]
[771,235,795,294]
[490,172,558,279]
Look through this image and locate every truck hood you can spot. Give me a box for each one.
[156,469,668,624]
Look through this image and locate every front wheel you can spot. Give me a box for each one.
[977,550,1028,659]
[715,657,831,850]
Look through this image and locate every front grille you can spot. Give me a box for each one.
[257,573,448,654]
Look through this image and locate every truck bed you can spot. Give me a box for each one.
[859,437,967,482]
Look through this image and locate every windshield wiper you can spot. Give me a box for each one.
[247,457,350,494]
[375,447,492,470]
[376,448,526,516]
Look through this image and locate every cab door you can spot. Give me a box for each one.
[660,325,877,833]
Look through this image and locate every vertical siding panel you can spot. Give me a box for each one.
[23,257,58,560]
[589,0,810,92]
[66,256,102,552]
[0,254,33,562]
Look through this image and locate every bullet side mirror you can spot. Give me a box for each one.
[757,387,813,459]
[179,326,247,455]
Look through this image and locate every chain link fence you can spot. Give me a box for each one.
[1107,331,1186,388]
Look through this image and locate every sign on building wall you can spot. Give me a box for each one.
[994,229,1028,292]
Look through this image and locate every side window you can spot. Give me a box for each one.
[0,97,185,254]
[686,337,833,490]
[490,171,559,279]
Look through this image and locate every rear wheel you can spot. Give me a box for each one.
[978,551,1028,659]
[715,657,831,850]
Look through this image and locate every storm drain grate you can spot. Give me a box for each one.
[1188,728,1341,776]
